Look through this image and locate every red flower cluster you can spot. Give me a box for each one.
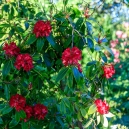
[33,104,48,120]
[9,94,26,111]
[62,47,82,72]
[102,64,115,79]
[3,42,20,57]
[24,105,33,122]
[9,94,48,121]
[94,99,109,115]
[14,54,33,71]
[33,20,52,38]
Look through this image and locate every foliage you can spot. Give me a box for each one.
[0,0,119,129]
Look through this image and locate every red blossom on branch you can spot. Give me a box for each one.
[33,20,52,38]
[3,42,20,57]
[33,104,48,120]
[24,105,33,122]
[14,54,33,71]
[102,64,115,79]
[94,99,110,115]
[9,94,26,111]
[62,47,82,72]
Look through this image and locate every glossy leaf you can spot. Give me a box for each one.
[88,104,96,115]
[56,67,69,82]
[36,38,44,51]
[4,85,10,100]
[0,117,3,124]
[2,61,11,77]
[46,34,56,49]
[9,118,19,128]
[26,35,37,45]
[72,67,80,83]
[83,119,93,128]
[1,106,13,115]
[80,108,87,118]
[21,121,28,129]
[87,38,94,48]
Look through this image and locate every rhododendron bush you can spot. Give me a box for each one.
[0,0,116,128]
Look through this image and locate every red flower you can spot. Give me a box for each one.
[24,105,33,122]
[33,20,51,38]
[9,94,26,111]
[3,42,20,57]
[94,99,109,115]
[102,64,115,79]
[14,54,33,71]
[33,104,48,120]
[62,47,82,72]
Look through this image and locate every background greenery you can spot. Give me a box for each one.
[0,0,129,128]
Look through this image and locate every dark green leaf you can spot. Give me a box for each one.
[63,0,68,5]
[86,21,92,35]
[9,118,19,128]
[1,106,13,115]
[60,101,66,114]
[2,61,11,77]
[4,85,10,100]
[72,66,80,82]
[15,110,26,122]
[63,98,70,108]
[87,38,94,48]
[26,35,37,45]
[49,122,55,129]
[56,67,69,82]
[87,61,96,66]
[43,53,52,67]
[21,121,28,129]
[56,116,64,128]
[46,34,56,49]
[24,22,29,30]
[0,117,3,124]
[36,38,44,51]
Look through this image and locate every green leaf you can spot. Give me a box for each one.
[83,119,93,128]
[80,108,87,118]
[2,61,11,77]
[4,85,10,100]
[49,122,55,129]
[63,98,70,108]
[63,0,69,5]
[9,118,19,128]
[56,116,64,128]
[72,67,80,83]
[26,35,37,45]
[87,38,94,48]
[56,67,69,82]
[21,121,28,129]
[1,106,13,115]
[46,34,56,49]
[88,104,96,115]
[15,110,26,122]
[60,101,66,114]
[36,38,44,51]
[0,117,3,124]
[103,45,114,56]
